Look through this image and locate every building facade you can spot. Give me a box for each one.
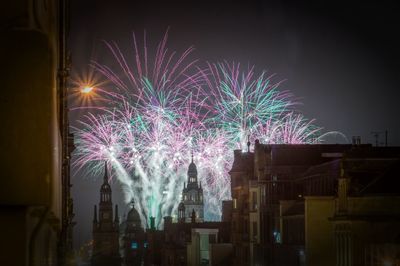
[162,216,232,266]
[0,0,71,265]
[229,147,254,266]
[92,163,121,266]
[228,141,400,266]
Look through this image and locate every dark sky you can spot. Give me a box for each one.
[70,0,400,248]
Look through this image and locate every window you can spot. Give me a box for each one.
[131,242,138,249]
[253,221,257,237]
[244,220,249,234]
[273,231,281,243]
[261,186,266,205]
[209,234,217,244]
[252,191,258,210]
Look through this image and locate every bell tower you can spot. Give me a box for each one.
[179,152,204,222]
[91,162,121,266]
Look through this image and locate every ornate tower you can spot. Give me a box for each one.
[180,154,204,222]
[92,162,121,266]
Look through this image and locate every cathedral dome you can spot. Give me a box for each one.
[127,206,141,222]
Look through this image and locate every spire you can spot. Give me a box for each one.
[93,205,97,223]
[114,204,119,223]
[247,135,251,153]
[130,198,135,210]
[191,149,194,163]
[103,161,109,183]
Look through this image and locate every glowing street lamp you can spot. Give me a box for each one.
[81,86,94,94]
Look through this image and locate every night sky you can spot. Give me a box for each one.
[70,0,400,248]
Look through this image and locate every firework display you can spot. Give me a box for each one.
[73,31,326,228]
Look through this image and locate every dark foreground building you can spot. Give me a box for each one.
[0,1,74,265]
[122,201,146,266]
[229,141,400,266]
[160,215,232,266]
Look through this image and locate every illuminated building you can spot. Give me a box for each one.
[91,163,121,266]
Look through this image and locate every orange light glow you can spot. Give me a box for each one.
[81,86,94,94]
[69,69,108,107]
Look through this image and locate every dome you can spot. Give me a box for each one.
[127,206,141,222]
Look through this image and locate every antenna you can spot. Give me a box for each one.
[370,130,388,147]
[371,132,379,147]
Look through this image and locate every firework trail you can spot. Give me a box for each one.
[72,31,326,228]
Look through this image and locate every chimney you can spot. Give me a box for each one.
[150,216,155,230]
[352,136,361,145]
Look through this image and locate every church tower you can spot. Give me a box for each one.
[180,153,204,222]
[92,162,121,266]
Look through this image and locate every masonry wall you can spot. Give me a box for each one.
[0,1,63,265]
[305,197,336,266]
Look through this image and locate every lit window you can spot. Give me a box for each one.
[273,231,281,243]
[131,242,138,249]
